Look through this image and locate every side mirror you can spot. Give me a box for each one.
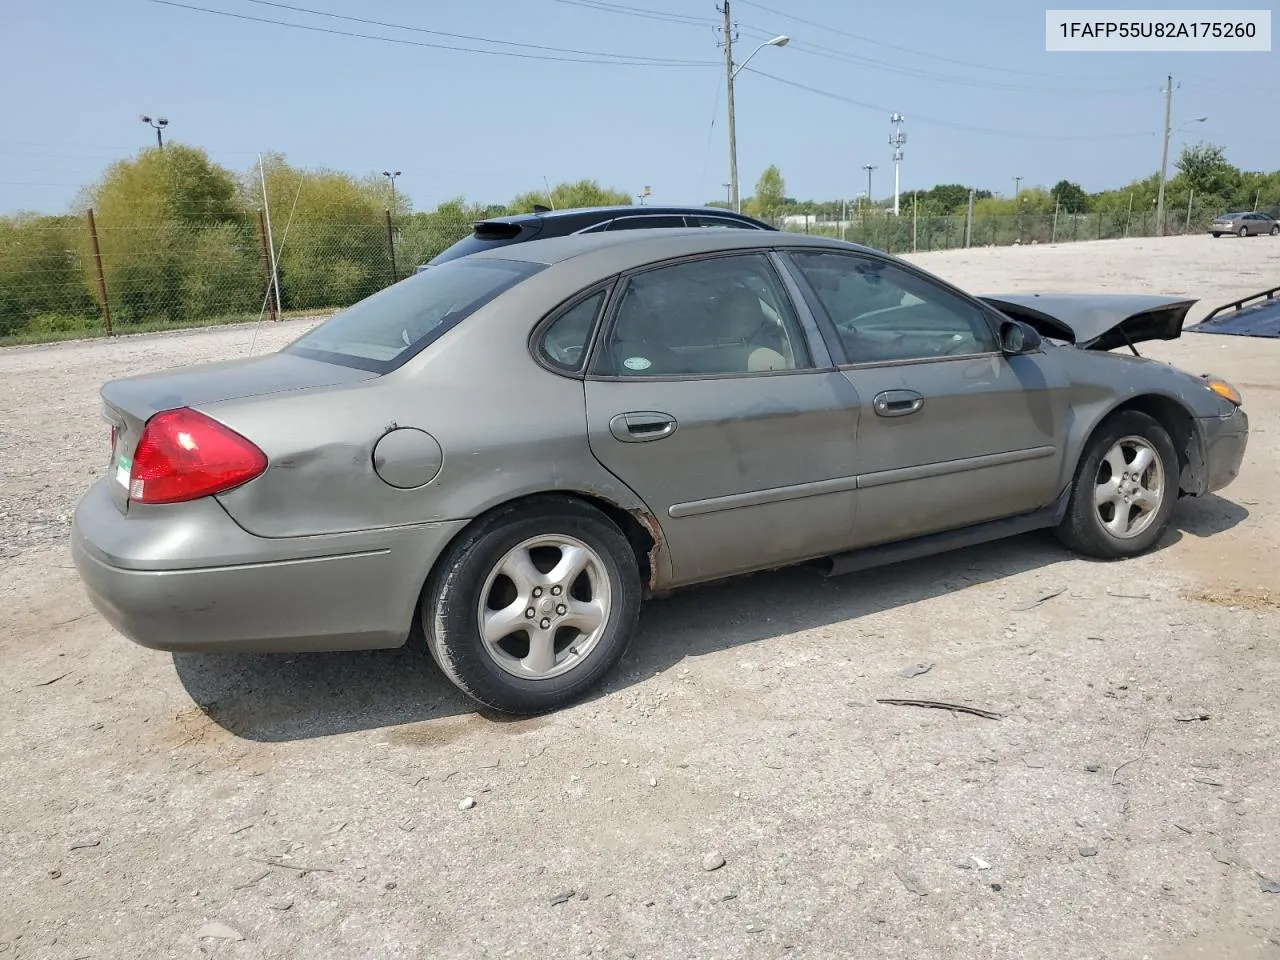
[998,319,1042,355]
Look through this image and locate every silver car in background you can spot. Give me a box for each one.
[1209,211,1279,237]
[71,229,1249,714]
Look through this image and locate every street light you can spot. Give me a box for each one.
[140,115,169,151]
[723,10,789,214]
[1014,176,1023,200]
[382,170,402,211]
[862,164,877,209]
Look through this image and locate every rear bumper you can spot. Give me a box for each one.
[1194,407,1249,495]
[70,478,469,653]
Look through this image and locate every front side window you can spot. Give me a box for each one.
[600,254,810,378]
[287,258,543,372]
[788,251,997,364]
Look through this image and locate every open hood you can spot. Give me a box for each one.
[979,293,1197,353]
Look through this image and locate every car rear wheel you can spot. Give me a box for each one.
[1239,226,1249,237]
[1270,224,1279,236]
[1055,410,1179,560]
[422,496,642,714]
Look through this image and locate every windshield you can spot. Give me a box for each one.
[286,257,544,372]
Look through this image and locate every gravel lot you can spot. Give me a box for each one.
[2,235,1278,959]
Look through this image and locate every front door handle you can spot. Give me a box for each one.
[872,389,924,418]
[609,411,678,443]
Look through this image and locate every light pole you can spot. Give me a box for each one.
[140,115,169,151]
[1156,91,1207,237]
[721,0,788,213]
[382,170,401,211]
[863,164,877,211]
[723,182,731,206]
[1013,176,1022,201]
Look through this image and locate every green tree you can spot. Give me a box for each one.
[747,165,786,220]
[0,213,97,336]
[1173,142,1241,202]
[507,179,632,214]
[1050,180,1089,213]
[85,143,255,324]
[252,154,390,310]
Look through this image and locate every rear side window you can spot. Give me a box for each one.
[538,290,605,372]
[287,258,544,373]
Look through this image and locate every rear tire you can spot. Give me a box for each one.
[1239,226,1249,237]
[1055,410,1179,560]
[421,496,642,715]
[1271,224,1279,236]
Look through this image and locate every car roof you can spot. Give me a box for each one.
[463,226,875,270]
[477,204,765,226]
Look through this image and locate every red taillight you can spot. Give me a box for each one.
[129,407,267,504]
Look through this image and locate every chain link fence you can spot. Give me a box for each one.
[775,202,1280,254]
[4,201,1278,344]
[0,209,474,344]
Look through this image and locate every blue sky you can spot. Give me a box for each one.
[2,0,1276,214]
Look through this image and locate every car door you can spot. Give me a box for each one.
[780,248,1070,549]
[582,250,862,586]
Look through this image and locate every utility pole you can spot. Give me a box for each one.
[889,113,906,216]
[721,1,739,213]
[1155,73,1174,237]
[863,164,876,211]
[1014,176,1022,200]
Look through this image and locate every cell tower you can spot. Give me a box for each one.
[889,112,906,216]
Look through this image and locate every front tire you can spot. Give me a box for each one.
[1239,226,1249,237]
[1055,411,1179,560]
[1270,224,1279,236]
[422,496,642,714]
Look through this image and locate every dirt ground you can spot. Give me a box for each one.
[1,234,1278,960]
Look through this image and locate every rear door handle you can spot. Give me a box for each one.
[872,389,924,418]
[609,411,678,442]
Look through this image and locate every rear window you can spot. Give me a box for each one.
[286,258,544,373]
[427,220,541,265]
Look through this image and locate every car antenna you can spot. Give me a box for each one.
[542,176,556,211]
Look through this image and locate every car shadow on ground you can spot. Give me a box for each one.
[172,493,1249,744]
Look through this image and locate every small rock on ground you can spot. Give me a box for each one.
[702,851,726,872]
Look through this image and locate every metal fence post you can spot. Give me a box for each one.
[965,189,974,248]
[911,194,918,253]
[86,208,112,337]
[256,209,278,322]
[385,209,398,284]
[1051,201,1059,244]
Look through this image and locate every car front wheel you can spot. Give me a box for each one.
[1239,226,1249,237]
[1055,410,1179,560]
[422,496,642,714]
[1271,224,1279,236]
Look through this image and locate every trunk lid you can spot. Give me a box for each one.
[979,293,1196,353]
[99,352,376,514]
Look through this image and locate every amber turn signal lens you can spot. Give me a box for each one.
[1207,379,1242,406]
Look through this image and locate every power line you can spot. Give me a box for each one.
[145,0,718,66]
[247,0,713,63]
[546,0,718,27]
[735,0,1121,82]
[744,68,1160,141]
[740,30,1147,94]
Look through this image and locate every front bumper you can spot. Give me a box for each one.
[70,477,469,653]
[1193,407,1249,495]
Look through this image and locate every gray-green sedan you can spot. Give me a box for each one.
[71,229,1249,714]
